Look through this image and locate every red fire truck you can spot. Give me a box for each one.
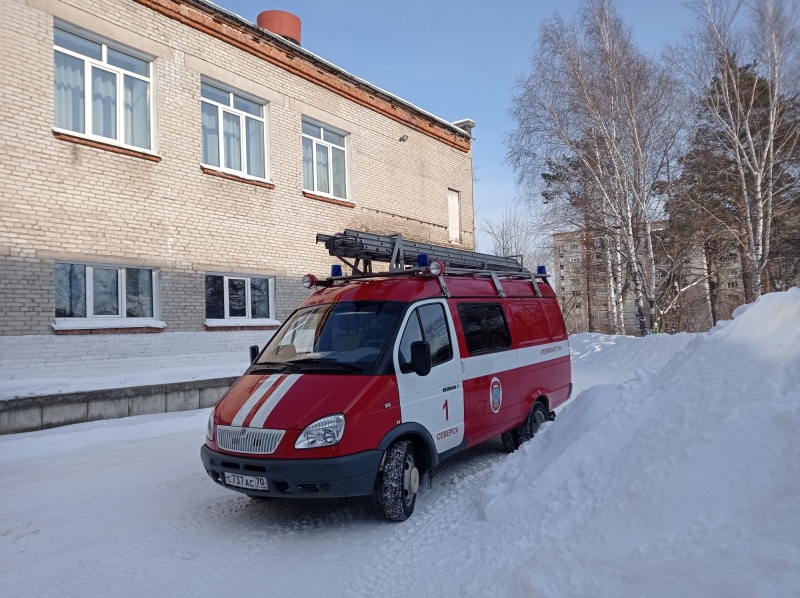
[201,230,572,521]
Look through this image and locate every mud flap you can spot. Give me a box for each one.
[548,411,557,421]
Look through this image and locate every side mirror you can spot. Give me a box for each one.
[249,345,259,364]
[410,341,432,377]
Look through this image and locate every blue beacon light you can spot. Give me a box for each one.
[537,265,547,276]
[416,254,429,268]
[331,265,343,277]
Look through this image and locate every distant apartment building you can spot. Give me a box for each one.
[553,227,745,335]
[0,0,475,339]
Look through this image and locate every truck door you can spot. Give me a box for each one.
[394,300,465,454]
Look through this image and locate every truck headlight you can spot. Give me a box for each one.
[206,407,215,441]
[295,414,345,449]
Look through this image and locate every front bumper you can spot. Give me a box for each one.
[201,444,383,498]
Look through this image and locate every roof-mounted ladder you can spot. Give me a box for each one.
[315,229,547,297]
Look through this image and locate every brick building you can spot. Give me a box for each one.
[553,228,739,335]
[0,0,475,338]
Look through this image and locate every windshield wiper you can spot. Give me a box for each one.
[290,358,363,373]
[248,361,303,374]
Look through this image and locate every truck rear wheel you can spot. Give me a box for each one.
[518,402,548,444]
[502,402,549,452]
[380,440,419,522]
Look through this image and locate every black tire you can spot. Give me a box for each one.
[501,430,519,453]
[380,440,419,522]
[502,402,548,453]
[518,402,548,445]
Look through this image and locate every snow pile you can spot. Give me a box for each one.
[0,330,275,399]
[1,290,798,597]
[472,288,800,596]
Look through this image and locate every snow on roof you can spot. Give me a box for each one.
[197,0,472,140]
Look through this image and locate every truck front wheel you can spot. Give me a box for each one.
[380,440,419,522]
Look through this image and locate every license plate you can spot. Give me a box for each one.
[224,472,269,491]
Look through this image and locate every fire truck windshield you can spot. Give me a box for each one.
[255,301,405,374]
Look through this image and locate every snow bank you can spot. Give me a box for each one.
[0,330,275,399]
[474,288,800,596]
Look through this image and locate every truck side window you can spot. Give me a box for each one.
[417,303,453,366]
[398,311,423,372]
[457,303,512,354]
[398,303,453,372]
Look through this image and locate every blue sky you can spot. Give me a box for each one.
[215,1,694,246]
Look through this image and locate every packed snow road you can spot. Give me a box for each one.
[0,411,517,597]
[2,289,799,597]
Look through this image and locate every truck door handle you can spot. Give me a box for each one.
[442,385,457,392]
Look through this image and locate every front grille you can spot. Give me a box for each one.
[216,426,285,455]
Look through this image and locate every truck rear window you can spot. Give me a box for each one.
[457,303,511,354]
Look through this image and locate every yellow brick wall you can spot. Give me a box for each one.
[0,0,474,334]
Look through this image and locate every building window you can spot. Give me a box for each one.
[448,189,461,243]
[205,274,273,320]
[569,256,581,263]
[726,281,740,289]
[302,120,348,199]
[53,27,152,150]
[55,263,156,319]
[201,82,268,179]
[571,278,580,285]
[570,244,579,250]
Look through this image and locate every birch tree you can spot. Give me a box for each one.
[508,0,685,335]
[679,0,800,302]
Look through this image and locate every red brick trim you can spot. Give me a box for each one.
[134,0,471,153]
[201,166,276,188]
[205,325,280,331]
[53,131,162,162]
[54,327,164,335]
[302,191,356,208]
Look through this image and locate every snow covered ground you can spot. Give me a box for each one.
[1,289,798,597]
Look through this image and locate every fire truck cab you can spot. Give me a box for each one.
[201,230,572,521]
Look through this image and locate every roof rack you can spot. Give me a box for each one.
[316,229,528,273]
[315,229,548,298]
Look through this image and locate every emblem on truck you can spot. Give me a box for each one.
[490,377,502,413]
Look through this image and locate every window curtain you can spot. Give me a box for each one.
[316,144,329,194]
[124,75,150,149]
[201,102,219,167]
[245,117,265,178]
[223,111,241,171]
[332,147,346,199]
[302,137,314,190]
[91,67,117,139]
[54,51,85,133]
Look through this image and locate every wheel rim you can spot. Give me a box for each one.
[403,453,419,507]
[532,409,546,434]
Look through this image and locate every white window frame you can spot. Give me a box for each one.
[52,262,163,330]
[301,118,350,200]
[53,23,155,153]
[204,273,278,327]
[200,80,270,181]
